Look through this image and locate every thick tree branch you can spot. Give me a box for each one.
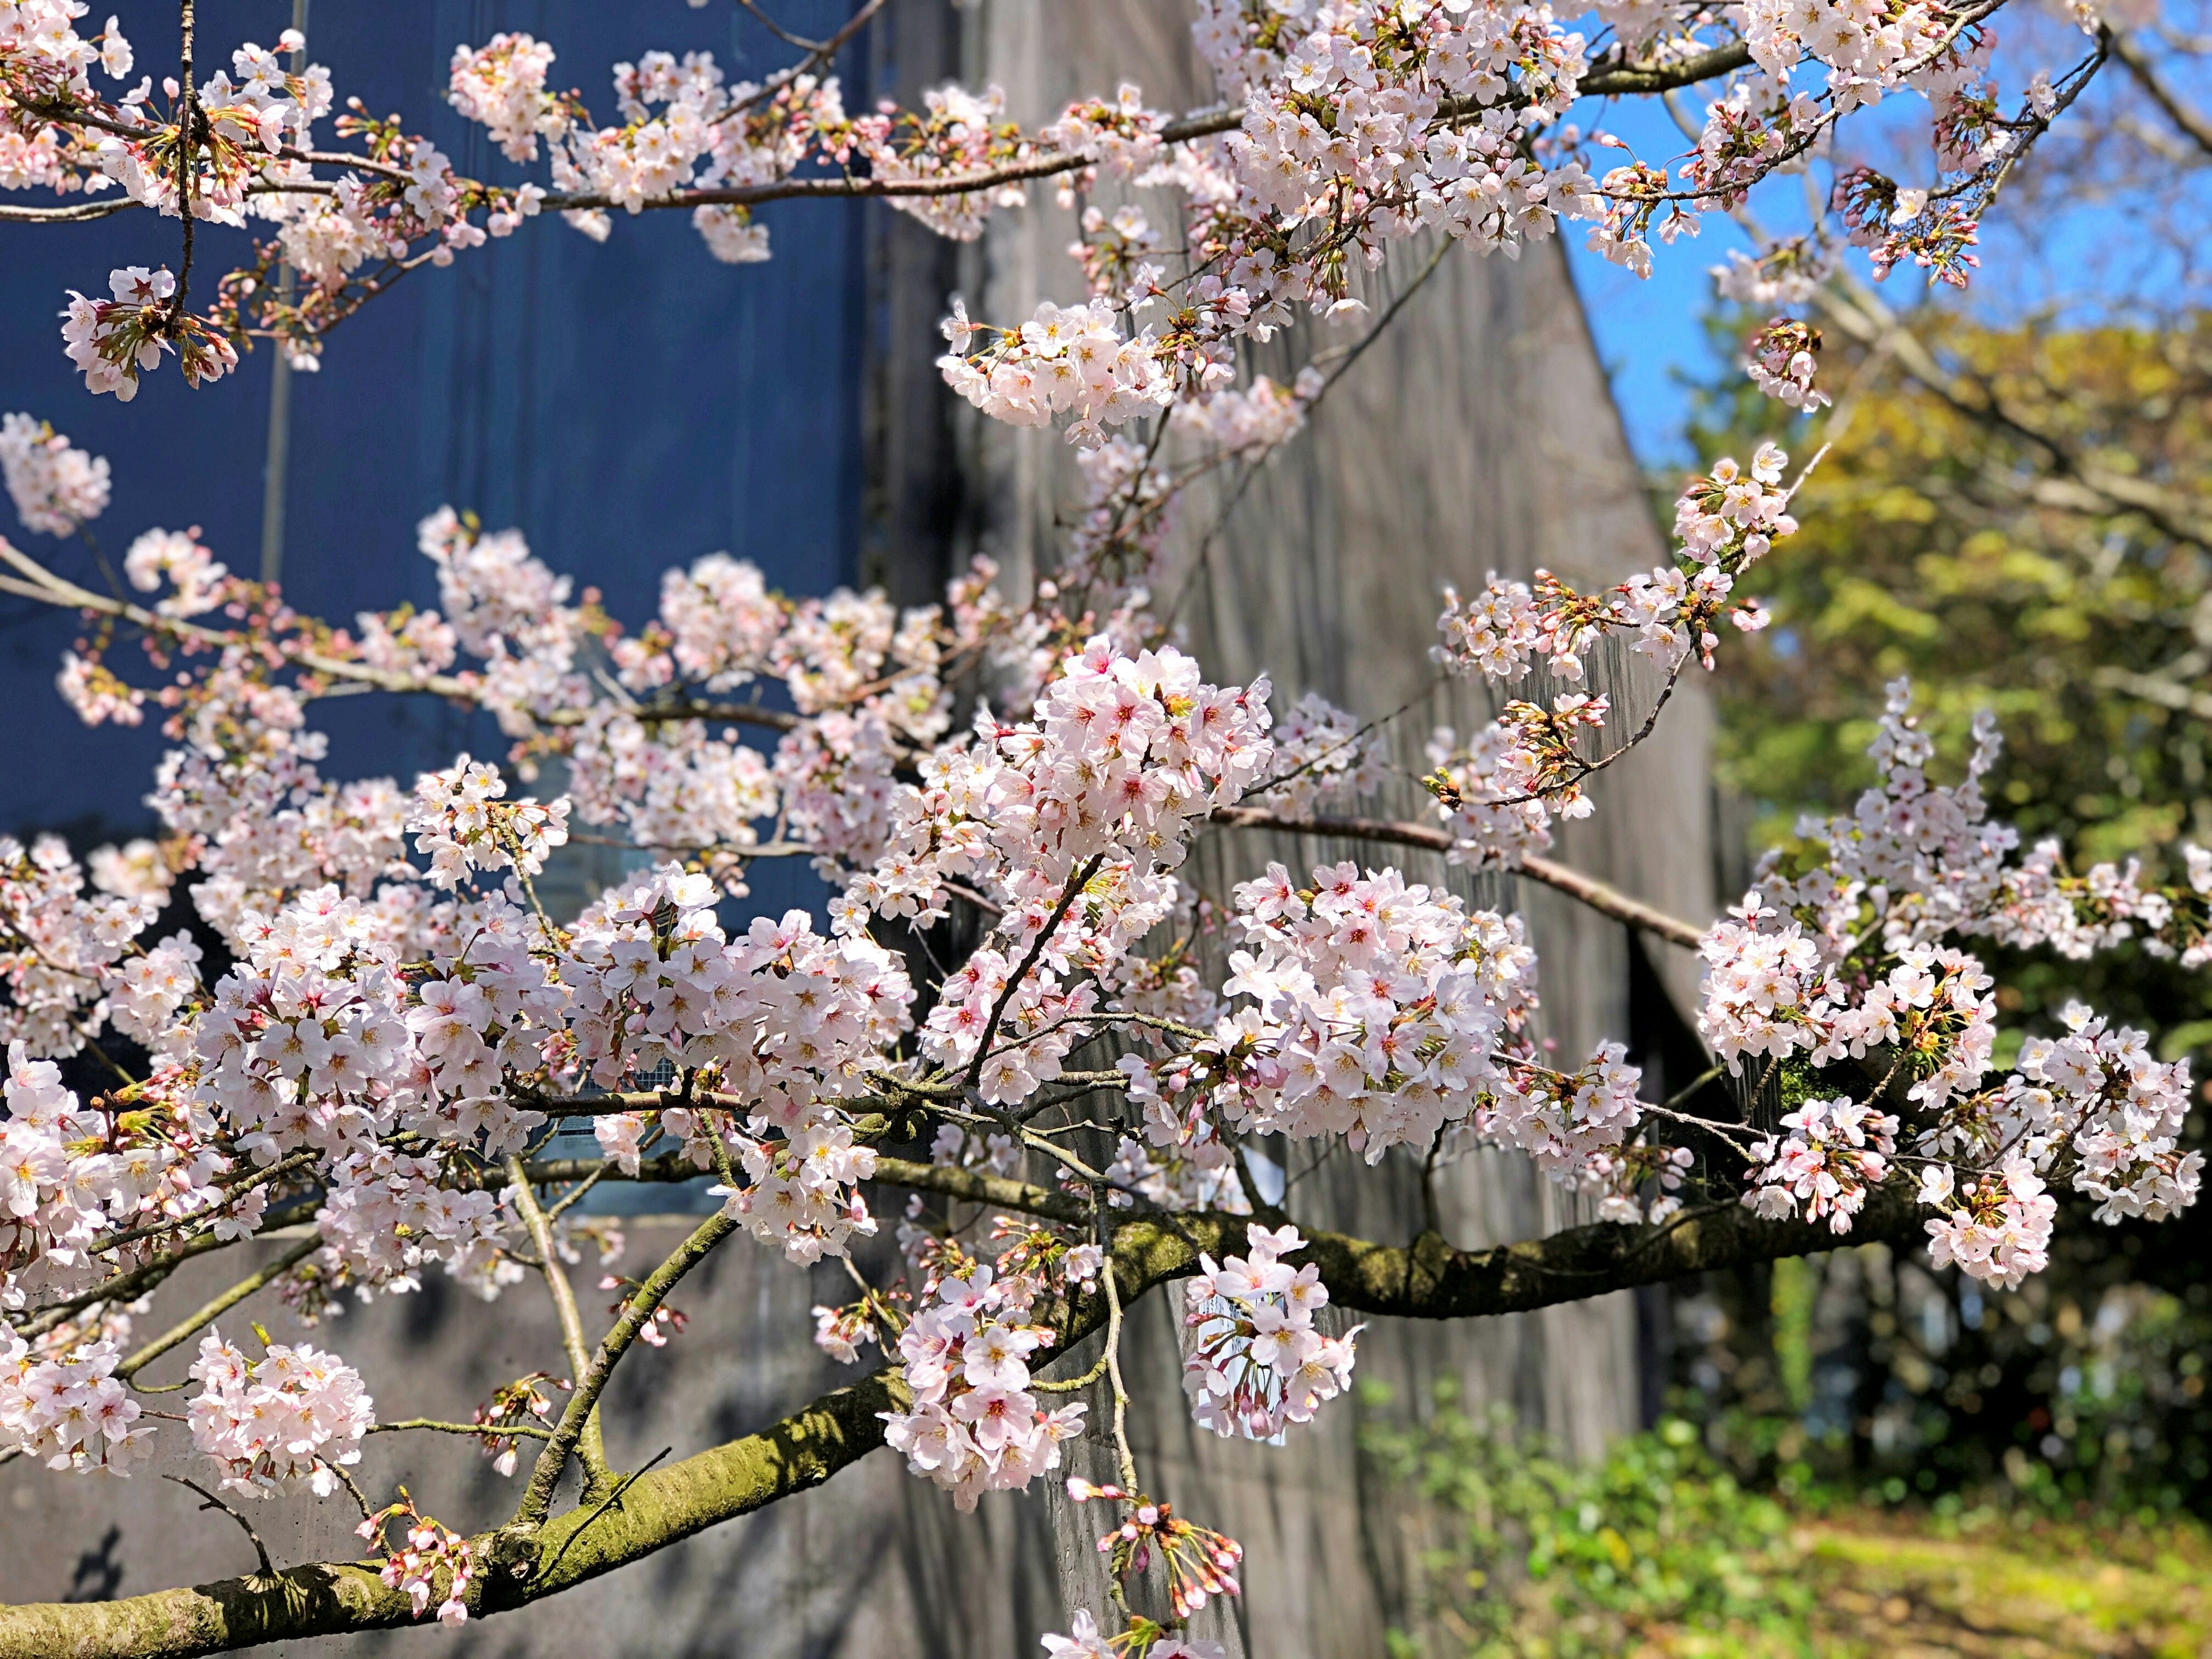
[0,1182,1928,1658]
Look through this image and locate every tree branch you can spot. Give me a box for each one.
[1210,806,1708,947]
[115,1237,320,1381]
[2111,29,2212,158]
[0,1184,1929,1657]
[505,1156,614,1494]
[512,1209,739,1527]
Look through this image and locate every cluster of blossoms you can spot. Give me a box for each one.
[1712,238,1831,307]
[939,298,1178,445]
[186,1327,375,1497]
[1069,1478,1245,1622]
[1751,681,2212,969]
[848,635,1273,1021]
[1170,369,1319,456]
[880,1260,1088,1510]
[1744,1095,1899,1232]
[62,264,236,400]
[1136,857,1645,1197]
[1699,906,1997,1107]
[360,1488,475,1626]
[123,526,228,619]
[1421,447,1798,865]
[1182,1224,1358,1440]
[563,868,913,1261]
[404,756,571,891]
[1,1039,227,1317]
[1963,1007,2202,1228]
[0,411,108,535]
[1105,1130,1250,1215]
[195,878,548,1160]
[1257,692,1388,820]
[1743,317,1828,410]
[810,1296,883,1365]
[1700,683,2207,1282]
[0,1328,150,1473]
[1744,0,1951,107]
[1921,1158,2058,1290]
[0,835,191,1060]
[849,82,1031,240]
[467,1369,568,1477]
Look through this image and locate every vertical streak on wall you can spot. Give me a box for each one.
[953,4,1718,1653]
[861,0,969,609]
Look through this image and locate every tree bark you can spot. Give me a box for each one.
[0,1188,1924,1659]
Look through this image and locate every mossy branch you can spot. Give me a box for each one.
[0,1187,1928,1658]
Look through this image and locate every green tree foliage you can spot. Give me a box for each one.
[1682,308,2212,1514]
[1697,310,2212,870]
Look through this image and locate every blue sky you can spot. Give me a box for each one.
[1558,96,1759,469]
[1566,221,1736,469]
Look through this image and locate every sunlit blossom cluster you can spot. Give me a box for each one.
[1181,1223,1358,1440]
[0,1328,150,1474]
[361,1489,475,1626]
[187,1325,375,1497]
[1744,1094,1898,1233]
[880,1260,1088,1510]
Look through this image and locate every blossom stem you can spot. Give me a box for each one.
[503,1156,614,1495]
[513,1206,738,1528]
[114,1236,320,1381]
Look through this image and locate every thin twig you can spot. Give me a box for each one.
[965,853,1108,1089]
[505,1156,614,1493]
[1101,1262,1140,1492]
[513,1207,738,1528]
[164,1475,274,1577]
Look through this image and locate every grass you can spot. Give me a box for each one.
[1362,1389,2212,1659]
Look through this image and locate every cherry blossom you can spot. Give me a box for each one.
[0,1327,152,1474]
[187,1326,374,1497]
[880,1259,1088,1510]
[360,1488,475,1624]
[0,412,108,536]
[1182,1223,1359,1440]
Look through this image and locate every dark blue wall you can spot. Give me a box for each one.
[0,0,869,839]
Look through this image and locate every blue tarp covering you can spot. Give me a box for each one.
[0,0,869,839]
